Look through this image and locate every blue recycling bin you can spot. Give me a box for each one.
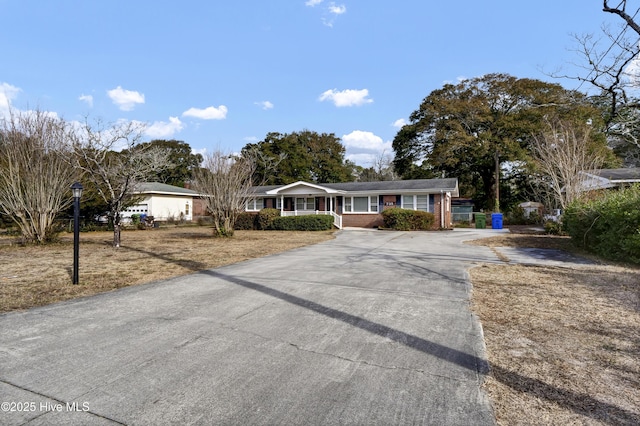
[491,213,503,229]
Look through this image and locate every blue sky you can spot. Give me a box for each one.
[0,1,621,167]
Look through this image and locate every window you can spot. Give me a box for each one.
[402,195,429,211]
[246,198,263,211]
[296,197,315,210]
[185,203,190,216]
[343,196,379,213]
[353,197,369,212]
[370,196,378,212]
[402,195,414,209]
[276,198,282,209]
[344,197,352,212]
[416,195,428,211]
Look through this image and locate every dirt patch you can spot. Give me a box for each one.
[470,233,640,425]
[0,226,335,313]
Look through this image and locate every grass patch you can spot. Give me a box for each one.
[470,230,640,425]
[0,226,335,313]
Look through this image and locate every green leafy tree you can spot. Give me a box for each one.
[135,139,203,187]
[392,73,605,210]
[242,130,355,185]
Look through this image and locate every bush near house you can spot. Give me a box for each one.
[234,213,257,230]
[382,208,435,230]
[270,215,333,231]
[257,208,280,230]
[564,184,640,264]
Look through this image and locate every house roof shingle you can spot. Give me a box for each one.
[588,168,640,181]
[250,178,459,196]
[136,182,198,195]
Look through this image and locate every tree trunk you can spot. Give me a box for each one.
[113,212,121,248]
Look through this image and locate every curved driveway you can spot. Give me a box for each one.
[0,229,502,425]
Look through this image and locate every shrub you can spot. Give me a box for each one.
[131,214,141,225]
[506,206,527,225]
[196,216,213,226]
[234,212,257,230]
[543,220,564,235]
[257,208,280,230]
[382,208,435,230]
[454,221,471,228]
[564,184,640,263]
[506,206,542,225]
[270,215,333,231]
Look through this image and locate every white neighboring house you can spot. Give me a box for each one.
[122,182,198,222]
[578,168,640,191]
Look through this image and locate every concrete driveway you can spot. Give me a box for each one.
[0,229,503,425]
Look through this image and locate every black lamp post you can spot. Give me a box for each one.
[71,182,83,285]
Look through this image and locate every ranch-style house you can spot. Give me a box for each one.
[245,178,459,229]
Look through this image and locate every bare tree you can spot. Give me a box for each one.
[191,150,257,237]
[530,119,608,211]
[71,119,170,248]
[0,109,76,243]
[371,149,398,181]
[564,2,640,149]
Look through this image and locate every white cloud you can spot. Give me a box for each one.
[328,3,346,14]
[107,86,145,111]
[255,100,274,110]
[443,76,469,85]
[321,2,346,26]
[0,82,21,116]
[243,136,259,142]
[182,105,228,120]
[342,130,391,151]
[346,152,376,166]
[145,116,183,139]
[319,88,373,107]
[78,94,93,108]
[392,118,407,128]
[625,52,640,87]
[307,0,345,27]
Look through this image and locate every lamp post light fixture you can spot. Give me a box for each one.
[71,182,83,285]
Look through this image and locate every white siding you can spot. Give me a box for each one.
[127,194,193,221]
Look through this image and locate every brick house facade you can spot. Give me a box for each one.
[246,179,458,229]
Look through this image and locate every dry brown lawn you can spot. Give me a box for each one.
[0,226,335,313]
[470,231,640,425]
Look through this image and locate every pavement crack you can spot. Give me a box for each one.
[286,341,428,374]
[215,322,469,382]
[234,302,268,320]
[286,343,468,383]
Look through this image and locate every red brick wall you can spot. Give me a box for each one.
[342,214,384,228]
[381,195,398,211]
[192,197,208,218]
[340,194,451,230]
[432,193,452,229]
